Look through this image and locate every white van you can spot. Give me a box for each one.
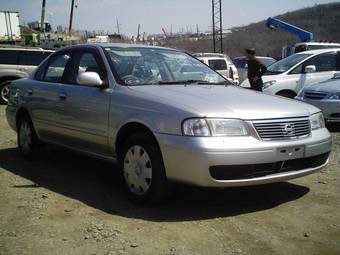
[240,49,340,98]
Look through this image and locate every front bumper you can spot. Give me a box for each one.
[296,97,340,122]
[156,128,331,187]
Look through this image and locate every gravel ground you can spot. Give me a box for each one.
[0,105,339,255]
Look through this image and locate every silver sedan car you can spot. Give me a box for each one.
[296,73,340,122]
[6,43,332,204]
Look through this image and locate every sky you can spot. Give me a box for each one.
[1,0,336,36]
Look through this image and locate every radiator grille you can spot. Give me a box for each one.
[304,91,328,100]
[252,118,311,140]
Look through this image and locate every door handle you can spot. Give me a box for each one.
[19,68,28,72]
[28,89,33,95]
[59,92,67,99]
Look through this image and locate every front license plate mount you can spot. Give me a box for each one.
[276,145,305,161]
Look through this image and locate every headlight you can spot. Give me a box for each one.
[310,112,325,130]
[328,92,340,100]
[182,118,249,136]
[182,119,211,136]
[262,80,277,89]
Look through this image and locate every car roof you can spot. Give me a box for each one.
[63,43,177,52]
[196,56,227,61]
[234,56,275,60]
[295,48,340,55]
[295,42,340,46]
[194,53,231,57]
[0,45,54,52]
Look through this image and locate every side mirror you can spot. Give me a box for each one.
[304,65,316,73]
[334,72,340,79]
[77,72,103,87]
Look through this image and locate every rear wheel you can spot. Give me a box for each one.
[119,132,170,204]
[17,114,44,159]
[0,80,12,104]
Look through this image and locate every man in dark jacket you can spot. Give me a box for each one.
[245,48,267,91]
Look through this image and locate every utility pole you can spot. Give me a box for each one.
[137,24,141,41]
[212,0,223,53]
[116,19,121,34]
[69,0,75,33]
[40,0,46,32]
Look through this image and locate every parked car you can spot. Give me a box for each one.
[6,43,331,204]
[0,45,53,104]
[240,49,340,98]
[194,53,239,85]
[233,56,276,83]
[296,73,340,122]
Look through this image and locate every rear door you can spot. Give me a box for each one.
[56,49,111,155]
[28,52,71,141]
[0,49,19,76]
[295,51,338,90]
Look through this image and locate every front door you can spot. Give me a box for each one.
[56,50,111,155]
[296,51,338,91]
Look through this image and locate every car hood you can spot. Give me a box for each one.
[128,85,318,120]
[304,78,340,93]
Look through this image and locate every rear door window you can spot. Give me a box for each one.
[208,59,227,71]
[18,51,50,66]
[41,53,71,83]
[0,50,19,65]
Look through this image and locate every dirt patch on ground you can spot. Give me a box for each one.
[0,105,339,255]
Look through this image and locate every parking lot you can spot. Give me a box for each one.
[0,104,339,255]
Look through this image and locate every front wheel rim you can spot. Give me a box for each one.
[19,122,32,154]
[123,145,152,195]
[1,84,9,102]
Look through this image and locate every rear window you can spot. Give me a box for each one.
[19,51,50,66]
[0,50,19,65]
[208,59,227,71]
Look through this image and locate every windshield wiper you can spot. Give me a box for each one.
[158,80,207,85]
[158,80,230,85]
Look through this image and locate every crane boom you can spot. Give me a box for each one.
[266,17,314,42]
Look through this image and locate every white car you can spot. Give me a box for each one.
[194,53,239,85]
[240,49,340,98]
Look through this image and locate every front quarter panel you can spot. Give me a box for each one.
[107,86,201,154]
[263,74,300,95]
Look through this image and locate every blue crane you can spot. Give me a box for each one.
[266,17,314,42]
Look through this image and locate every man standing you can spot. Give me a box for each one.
[245,48,267,91]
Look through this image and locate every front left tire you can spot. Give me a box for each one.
[118,132,171,204]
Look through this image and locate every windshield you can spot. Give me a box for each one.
[259,58,276,67]
[267,53,311,74]
[104,47,227,85]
